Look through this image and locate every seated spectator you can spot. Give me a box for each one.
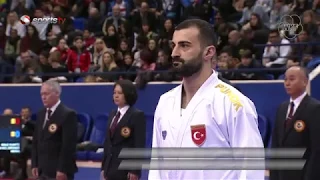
[227,30,254,59]
[302,10,319,38]
[4,28,21,64]
[236,49,265,80]
[83,29,96,50]
[140,22,158,40]
[95,51,120,82]
[87,7,104,35]
[269,0,290,29]
[287,28,320,68]
[239,0,269,27]
[52,38,70,63]
[5,11,25,38]
[158,18,174,51]
[120,52,138,81]
[147,38,158,61]
[242,13,269,32]
[67,36,91,74]
[90,38,109,72]
[104,5,127,32]
[2,108,13,115]
[20,24,42,54]
[154,49,173,81]
[47,50,68,82]
[13,50,40,83]
[103,24,120,51]
[116,39,131,66]
[217,48,237,80]
[262,29,291,68]
[108,0,130,17]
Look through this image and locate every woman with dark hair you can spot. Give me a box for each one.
[101,80,146,180]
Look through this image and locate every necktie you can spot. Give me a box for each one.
[110,111,121,136]
[285,102,295,128]
[43,109,52,128]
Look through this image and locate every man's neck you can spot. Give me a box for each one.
[291,91,306,101]
[183,69,212,98]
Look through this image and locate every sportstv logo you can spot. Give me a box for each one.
[277,14,303,40]
[20,15,66,25]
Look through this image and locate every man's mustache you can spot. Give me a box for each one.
[172,57,185,67]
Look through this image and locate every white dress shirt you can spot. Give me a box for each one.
[287,92,307,118]
[110,105,130,126]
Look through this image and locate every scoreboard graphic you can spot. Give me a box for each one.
[0,115,21,154]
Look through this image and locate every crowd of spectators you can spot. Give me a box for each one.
[0,0,320,86]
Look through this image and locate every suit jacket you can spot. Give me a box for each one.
[31,103,78,178]
[101,107,146,180]
[270,95,320,180]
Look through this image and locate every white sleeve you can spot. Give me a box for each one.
[226,96,265,180]
[148,96,162,180]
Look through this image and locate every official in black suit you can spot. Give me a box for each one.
[270,66,320,180]
[32,80,78,180]
[101,80,146,180]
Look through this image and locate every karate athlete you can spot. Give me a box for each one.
[148,19,265,180]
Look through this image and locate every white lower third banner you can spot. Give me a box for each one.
[118,159,306,170]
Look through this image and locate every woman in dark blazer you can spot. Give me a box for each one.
[101,80,146,180]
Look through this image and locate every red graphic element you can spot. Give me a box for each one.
[20,15,30,25]
[15,118,20,125]
[57,17,66,24]
[191,124,206,146]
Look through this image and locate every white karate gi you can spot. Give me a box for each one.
[148,71,265,180]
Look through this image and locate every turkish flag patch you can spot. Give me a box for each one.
[191,124,206,146]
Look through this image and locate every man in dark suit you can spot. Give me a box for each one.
[101,80,146,180]
[270,66,320,180]
[32,80,78,180]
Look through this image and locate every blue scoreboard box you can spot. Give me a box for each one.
[0,115,21,155]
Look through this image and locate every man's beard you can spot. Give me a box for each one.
[172,53,203,77]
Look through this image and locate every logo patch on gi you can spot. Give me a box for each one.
[48,123,57,133]
[294,120,305,132]
[121,126,131,138]
[162,130,167,140]
[191,124,206,146]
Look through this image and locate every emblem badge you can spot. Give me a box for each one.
[191,124,206,146]
[121,126,131,138]
[162,130,167,140]
[48,123,57,133]
[294,120,305,132]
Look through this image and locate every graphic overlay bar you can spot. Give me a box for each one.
[0,115,22,155]
[118,159,306,170]
[119,148,306,158]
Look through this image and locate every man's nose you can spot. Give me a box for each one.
[171,46,180,57]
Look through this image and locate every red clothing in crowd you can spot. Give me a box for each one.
[84,37,95,49]
[67,49,91,72]
[56,47,70,63]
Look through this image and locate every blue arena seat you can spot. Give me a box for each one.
[87,113,109,161]
[265,74,274,80]
[258,114,269,146]
[278,74,285,80]
[73,18,86,30]
[77,113,92,141]
[77,151,88,160]
[307,57,320,70]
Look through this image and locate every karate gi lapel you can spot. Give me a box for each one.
[175,72,218,147]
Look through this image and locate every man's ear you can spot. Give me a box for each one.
[204,46,216,61]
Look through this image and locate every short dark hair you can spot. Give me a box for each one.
[114,80,138,106]
[175,19,217,47]
[269,29,279,35]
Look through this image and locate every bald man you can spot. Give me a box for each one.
[3,108,13,115]
[270,66,320,180]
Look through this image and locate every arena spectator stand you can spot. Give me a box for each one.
[0,0,320,179]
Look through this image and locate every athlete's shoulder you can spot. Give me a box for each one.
[214,81,251,111]
[160,84,181,100]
